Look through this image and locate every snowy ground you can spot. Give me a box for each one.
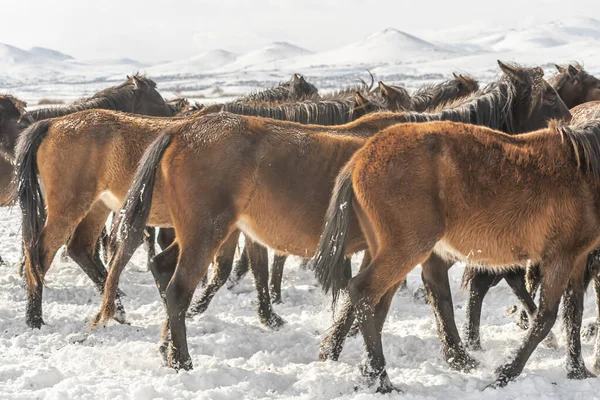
[2,207,600,399]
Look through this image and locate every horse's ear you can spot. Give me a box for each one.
[378,81,390,96]
[354,91,367,105]
[555,64,565,73]
[498,60,525,83]
[293,73,306,83]
[534,66,544,78]
[568,65,580,79]
[453,72,460,79]
[132,75,149,91]
[9,97,26,117]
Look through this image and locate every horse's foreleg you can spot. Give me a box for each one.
[269,254,286,304]
[187,230,240,316]
[422,253,478,371]
[247,241,284,328]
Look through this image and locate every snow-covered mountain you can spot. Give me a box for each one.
[148,49,237,77]
[281,29,455,70]
[2,16,600,89]
[217,42,312,72]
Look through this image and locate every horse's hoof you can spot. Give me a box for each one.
[318,338,341,362]
[261,312,285,329]
[26,317,45,330]
[447,351,479,372]
[567,365,596,380]
[376,372,402,394]
[582,322,598,341]
[168,345,193,371]
[270,295,283,305]
[113,310,129,325]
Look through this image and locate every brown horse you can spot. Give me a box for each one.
[378,73,478,112]
[461,65,600,350]
[223,74,477,306]
[166,98,191,115]
[14,107,420,330]
[310,114,600,391]
[87,62,569,374]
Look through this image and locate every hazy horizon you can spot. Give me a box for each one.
[2,0,600,63]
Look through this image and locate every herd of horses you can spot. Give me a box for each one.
[2,60,600,393]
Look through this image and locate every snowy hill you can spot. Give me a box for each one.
[217,42,312,72]
[283,28,455,69]
[469,17,600,52]
[148,49,237,77]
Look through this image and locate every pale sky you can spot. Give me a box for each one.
[2,0,599,63]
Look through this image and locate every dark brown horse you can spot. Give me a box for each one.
[88,63,569,376]
[310,114,600,391]
[4,75,176,317]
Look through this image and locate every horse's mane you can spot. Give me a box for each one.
[236,74,318,103]
[26,74,155,121]
[402,67,542,134]
[411,75,479,112]
[222,100,355,126]
[554,118,600,181]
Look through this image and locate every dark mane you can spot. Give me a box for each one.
[410,75,478,112]
[554,118,600,181]
[402,70,541,134]
[222,100,354,125]
[25,74,155,122]
[236,74,318,103]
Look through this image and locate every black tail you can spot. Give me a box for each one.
[93,130,173,326]
[13,120,51,292]
[312,160,356,304]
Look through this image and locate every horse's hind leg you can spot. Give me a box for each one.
[26,207,90,328]
[148,241,179,365]
[563,279,595,379]
[491,256,577,387]
[349,249,422,393]
[165,216,235,370]
[464,270,498,350]
[502,268,560,348]
[67,201,128,322]
[143,227,156,269]
[319,254,366,361]
[270,254,286,304]
[229,242,250,287]
[247,241,284,328]
[187,229,240,316]
[422,253,478,371]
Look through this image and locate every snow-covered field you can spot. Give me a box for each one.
[3,14,600,400]
[2,208,600,399]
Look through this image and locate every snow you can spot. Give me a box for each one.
[3,15,600,399]
[2,206,600,399]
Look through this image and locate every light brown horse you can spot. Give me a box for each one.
[309,115,600,392]
[86,63,569,374]
[14,109,418,330]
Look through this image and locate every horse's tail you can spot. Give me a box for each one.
[92,130,173,327]
[12,120,51,296]
[312,160,356,305]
